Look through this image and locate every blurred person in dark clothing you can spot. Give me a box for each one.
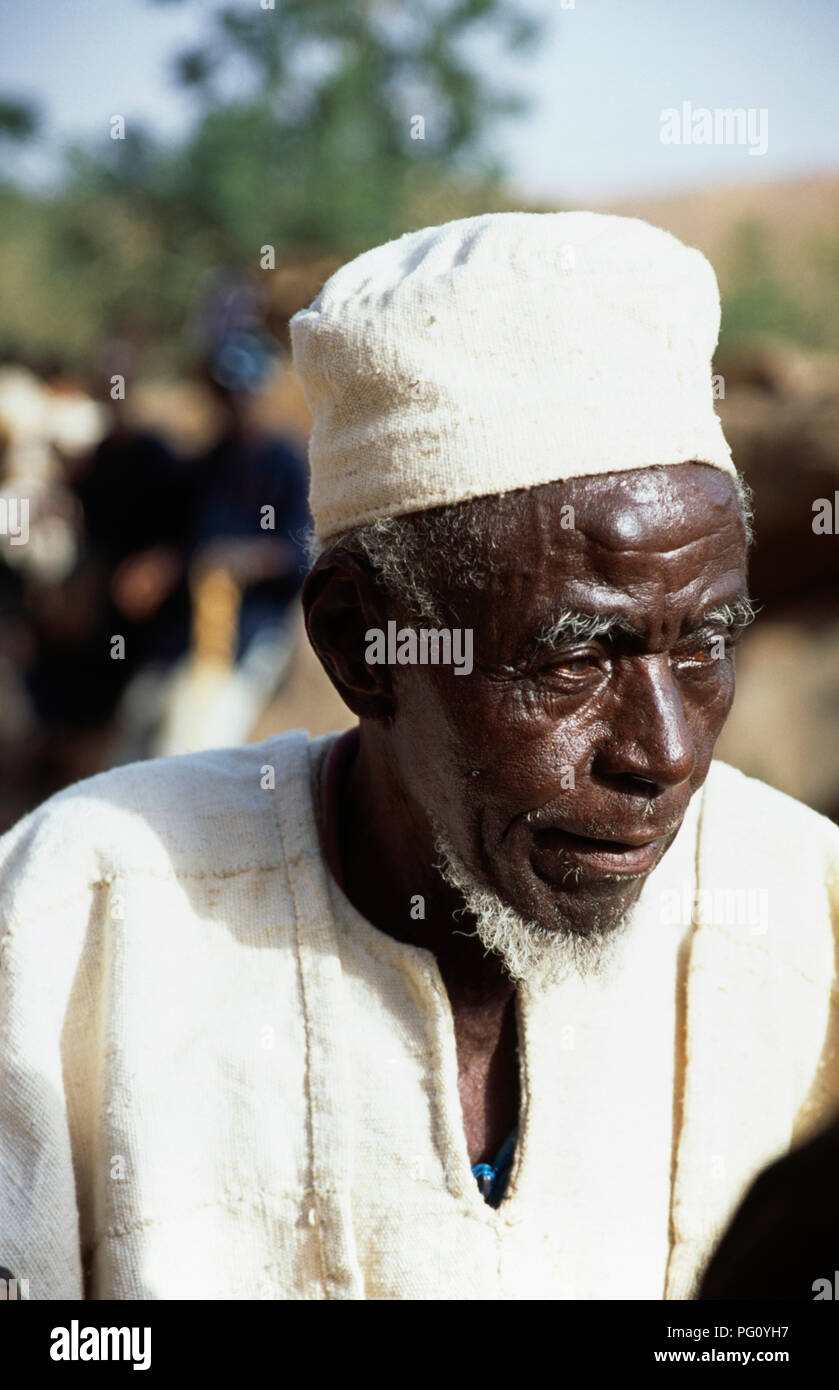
[190,364,308,659]
[0,360,192,806]
[23,384,194,773]
[77,426,193,662]
[151,279,309,756]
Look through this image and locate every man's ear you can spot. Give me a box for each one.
[303,551,395,719]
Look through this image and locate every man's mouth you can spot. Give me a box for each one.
[530,824,672,880]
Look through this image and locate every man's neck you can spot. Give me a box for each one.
[331,724,515,1011]
[326,723,521,1168]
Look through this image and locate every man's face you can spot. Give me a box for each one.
[388,463,750,939]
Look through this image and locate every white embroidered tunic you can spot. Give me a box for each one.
[1,730,838,1299]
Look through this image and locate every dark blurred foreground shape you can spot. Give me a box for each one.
[698,1109,839,1300]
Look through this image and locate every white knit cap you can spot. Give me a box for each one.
[290,211,736,543]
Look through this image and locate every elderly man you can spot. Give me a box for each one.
[1,212,838,1302]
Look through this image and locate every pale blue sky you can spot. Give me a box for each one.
[0,0,837,201]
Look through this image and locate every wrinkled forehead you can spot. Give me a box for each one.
[486,467,744,564]
[433,464,747,621]
[519,464,742,554]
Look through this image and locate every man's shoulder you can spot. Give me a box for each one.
[0,729,330,890]
[703,759,839,868]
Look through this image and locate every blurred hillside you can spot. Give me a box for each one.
[604,174,839,356]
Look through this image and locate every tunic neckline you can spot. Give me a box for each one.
[307,727,535,1224]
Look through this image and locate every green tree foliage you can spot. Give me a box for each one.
[0,0,540,372]
[148,0,539,253]
[0,96,40,141]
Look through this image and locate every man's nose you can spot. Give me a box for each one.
[593,655,696,793]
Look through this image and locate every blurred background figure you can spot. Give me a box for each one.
[0,360,109,822]
[51,334,194,770]
[149,276,308,757]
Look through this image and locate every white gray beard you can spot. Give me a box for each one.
[431,824,634,988]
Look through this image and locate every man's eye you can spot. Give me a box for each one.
[560,657,599,672]
[683,647,715,664]
[674,634,730,666]
[542,652,603,677]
